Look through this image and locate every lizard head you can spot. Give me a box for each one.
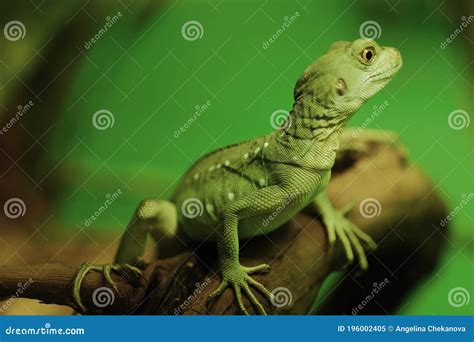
[294,38,402,116]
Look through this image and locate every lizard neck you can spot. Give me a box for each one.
[265,98,351,170]
[281,99,348,142]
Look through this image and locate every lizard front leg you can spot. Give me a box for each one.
[209,185,293,315]
[313,192,377,270]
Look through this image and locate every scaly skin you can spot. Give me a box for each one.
[72,38,402,314]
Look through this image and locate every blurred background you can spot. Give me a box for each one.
[0,0,472,315]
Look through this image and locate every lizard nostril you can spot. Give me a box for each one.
[387,48,402,68]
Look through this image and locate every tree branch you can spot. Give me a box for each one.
[0,136,448,315]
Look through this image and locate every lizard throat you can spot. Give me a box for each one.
[281,102,347,141]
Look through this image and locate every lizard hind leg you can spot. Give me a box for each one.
[134,199,184,259]
[72,199,180,312]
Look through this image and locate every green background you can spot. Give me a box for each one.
[40,0,472,315]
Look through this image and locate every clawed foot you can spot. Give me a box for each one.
[322,202,377,270]
[72,262,142,312]
[208,263,273,315]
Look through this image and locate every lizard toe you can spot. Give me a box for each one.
[72,262,141,312]
[208,279,228,299]
[242,263,271,274]
[209,264,272,315]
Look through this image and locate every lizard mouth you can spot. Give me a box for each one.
[367,62,402,84]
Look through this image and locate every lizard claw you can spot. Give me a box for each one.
[72,262,142,312]
[208,263,273,315]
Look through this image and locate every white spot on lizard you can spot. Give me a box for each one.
[227,192,235,200]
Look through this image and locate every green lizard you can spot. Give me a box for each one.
[72,38,402,314]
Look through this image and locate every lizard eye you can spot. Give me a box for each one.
[361,46,376,63]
